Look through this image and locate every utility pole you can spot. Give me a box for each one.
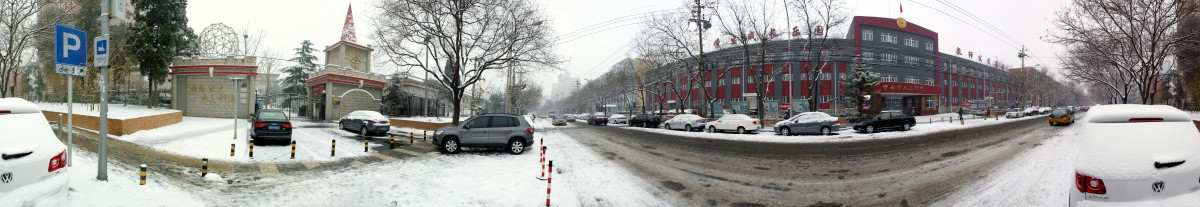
[1017,45,1028,68]
[688,0,710,117]
[97,0,112,181]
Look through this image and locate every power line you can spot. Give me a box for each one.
[933,0,1021,46]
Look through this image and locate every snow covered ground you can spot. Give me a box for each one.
[35,102,179,120]
[615,113,1046,144]
[389,116,470,123]
[106,116,381,163]
[35,148,206,207]
[934,119,1080,206]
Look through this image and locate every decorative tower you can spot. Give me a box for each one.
[306,4,386,121]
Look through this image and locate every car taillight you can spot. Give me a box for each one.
[752,121,757,125]
[48,151,65,172]
[1075,172,1107,194]
[254,123,267,128]
[0,110,10,115]
[283,123,292,129]
[526,127,533,134]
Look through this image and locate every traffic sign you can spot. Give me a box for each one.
[54,24,87,77]
[94,35,109,67]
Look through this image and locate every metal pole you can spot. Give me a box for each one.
[233,79,238,140]
[97,0,111,181]
[67,76,73,168]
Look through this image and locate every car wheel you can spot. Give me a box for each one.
[441,138,460,154]
[508,139,526,155]
[361,127,369,137]
[737,127,746,134]
[684,124,692,132]
[902,124,912,131]
[781,127,791,136]
[339,122,345,130]
[665,124,672,130]
[866,126,875,134]
[707,126,716,133]
[821,127,831,136]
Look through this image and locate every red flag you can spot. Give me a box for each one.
[899,2,904,13]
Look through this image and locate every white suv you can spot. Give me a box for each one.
[1071,104,1200,206]
[0,98,68,205]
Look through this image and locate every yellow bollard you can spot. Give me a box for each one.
[230,143,235,156]
[409,132,414,144]
[139,164,147,185]
[364,138,369,152]
[201,158,208,177]
[290,141,297,159]
[389,135,395,149]
[249,140,254,159]
[331,139,336,157]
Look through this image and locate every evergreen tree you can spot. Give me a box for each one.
[280,40,318,106]
[841,61,879,119]
[380,73,412,116]
[127,0,196,107]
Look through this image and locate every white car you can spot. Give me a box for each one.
[662,114,707,132]
[1070,104,1200,206]
[1005,111,1024,118]
[706,114,761,134]
[608,114,628,125]
[0,98,68,205]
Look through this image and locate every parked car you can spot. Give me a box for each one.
[1005,110,1025,118]
[706,114,761,134]
[552,115,568,126]
[432,113,534,155]
[565,115,576,122]
[663,114,707,132]
[586,113,609,125]
[1070,104,1200,206]
[774,112,840,136]
[609,114,629,124]
[1038,107,1053,114]
[852,111,917,133]
[0,98,68,205]
[629,114,663,128]
[250,109,293,145]
[1022,108,1039,116]
[338,110,391,136]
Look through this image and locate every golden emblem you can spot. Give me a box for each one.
[897,17,907,29]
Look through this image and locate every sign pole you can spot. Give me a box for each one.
[53,24,87,173]
[66,75,72,167]
[96,0,111,181]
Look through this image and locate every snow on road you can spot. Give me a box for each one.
[207,119,667,206]
[46,148,205,206]
[616,113,1046,144]
[934,121,1080,206]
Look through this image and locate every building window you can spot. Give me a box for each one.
[906,76,919,83]
[925,42,934,51]
[862,30,874,41]
[905,37,918,47]
[881,75,897,82]
[881,33,897,44]
[719,79,725,85]
[862,52,874,61]
[783,74,792,81]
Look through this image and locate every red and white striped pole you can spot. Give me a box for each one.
[537,146,547,180]
[546,160,553,207]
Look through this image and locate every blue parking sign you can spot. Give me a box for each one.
[55,24,87,76]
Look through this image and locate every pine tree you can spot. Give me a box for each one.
[127,0,196,107]
[841,61,879,119]
[380,73,412,116]
[280,40,318,106]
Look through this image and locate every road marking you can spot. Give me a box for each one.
[350,160,366,168]
[372,153,400,161]
[259,163,279,175]
[302,161,320,169]
[393,148,430,158]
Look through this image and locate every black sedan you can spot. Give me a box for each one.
[339,110,392,136]
[629,114,662,128]
[852,111,916,133]
[250,109,292,145]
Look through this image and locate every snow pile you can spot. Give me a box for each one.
[35,102,179,120]
[51,149,206,206]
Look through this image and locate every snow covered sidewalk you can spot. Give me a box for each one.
[35,102,178,120]
[616,113,1046,144]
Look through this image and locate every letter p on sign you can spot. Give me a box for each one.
[54,24,86,76]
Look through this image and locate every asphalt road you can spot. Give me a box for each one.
[563,114,1072,207]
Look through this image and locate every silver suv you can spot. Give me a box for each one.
[432,114,534,154]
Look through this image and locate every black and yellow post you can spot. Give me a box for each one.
[290,141,297,159]
[409,132,414,144]
[249,140,255,159]
[389,135,395,149]
[331,139,336,157]
[201,158,208,177]
[139,164,147,185]
[230,143,235,156]
[364,138,369,152]
[423,131,427,140]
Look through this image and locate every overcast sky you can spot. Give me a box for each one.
[186,0,1069,93]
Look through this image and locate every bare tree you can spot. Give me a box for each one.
[1051,0,1199,104]
[0,0,57,97]
[790,0,849,112]
[373,0,558,124]
[635,5,708,116]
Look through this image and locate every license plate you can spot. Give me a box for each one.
[269,126,280,130]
